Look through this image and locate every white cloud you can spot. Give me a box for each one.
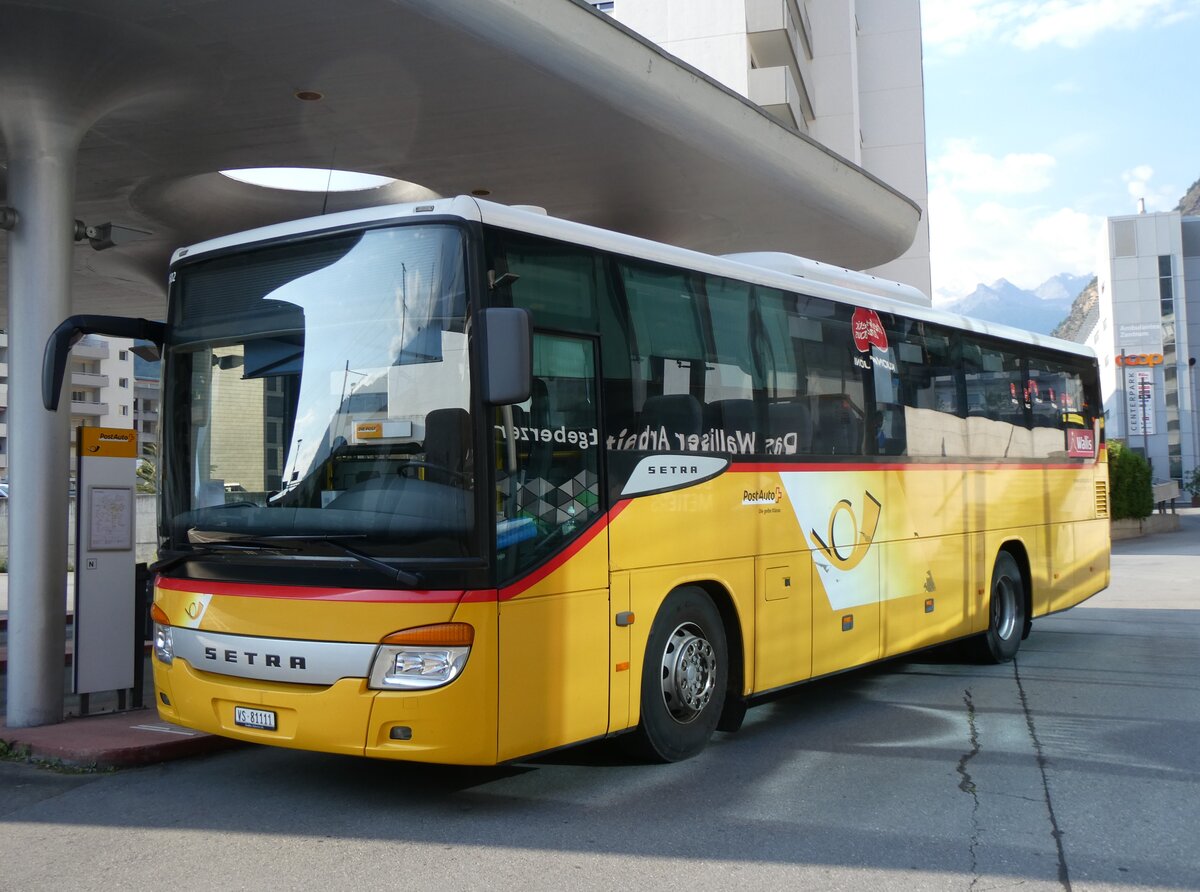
[923,0,1197,53]
[928,186,1102,305]
[1122,165,1178,212]
[928,139,1056,195]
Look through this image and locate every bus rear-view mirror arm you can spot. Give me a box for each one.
[43,314,166,411]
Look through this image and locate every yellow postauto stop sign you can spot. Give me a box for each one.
[79,427,138,459]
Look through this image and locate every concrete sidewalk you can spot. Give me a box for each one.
[1,569,235,769]
[1,708,240,769]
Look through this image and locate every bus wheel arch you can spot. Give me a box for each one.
[692,581,747,733]
[625,583,738,762]
[975,543,1029,663]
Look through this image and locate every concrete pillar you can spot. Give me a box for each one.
[3,124,79,727]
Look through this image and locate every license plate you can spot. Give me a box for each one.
[234,706,277,730]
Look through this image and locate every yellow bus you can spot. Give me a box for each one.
[69,197,1110,763]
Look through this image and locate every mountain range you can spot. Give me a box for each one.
[940,273,1093,335]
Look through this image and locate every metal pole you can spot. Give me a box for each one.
[1190,358,1199,479]
[3,125,78,727]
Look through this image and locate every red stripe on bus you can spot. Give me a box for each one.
[729,461,1094,474]
[497,501,631,600]
[154,576,466,604]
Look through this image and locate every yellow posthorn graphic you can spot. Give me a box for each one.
[811,491,882,571]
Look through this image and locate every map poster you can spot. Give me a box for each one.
[88,485,133,551]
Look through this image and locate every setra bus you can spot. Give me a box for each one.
[45,196,1110,763]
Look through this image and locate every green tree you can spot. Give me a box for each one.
[1108,440,1153,519]
[136,442,157,494]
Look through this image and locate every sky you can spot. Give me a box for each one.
[920,0,1200,305]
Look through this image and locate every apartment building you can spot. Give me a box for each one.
[597,0,931,300]
[0,331,137,481]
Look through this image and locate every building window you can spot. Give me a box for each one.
[1159,255,1174,317]
[119,350,128,361]
[1113,220,1136,257]
[119,377,129,388]
[120,405,129,416]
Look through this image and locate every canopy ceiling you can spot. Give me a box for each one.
[0,0,921,325]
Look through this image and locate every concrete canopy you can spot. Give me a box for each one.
[0,0,920,325]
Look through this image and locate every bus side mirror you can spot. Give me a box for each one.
[481,307,532,405]
[42,314,165,411]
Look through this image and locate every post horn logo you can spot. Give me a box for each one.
[811,491,882,571]
[851,308,888,353]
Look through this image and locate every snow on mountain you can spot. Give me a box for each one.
[939,275,1091,336]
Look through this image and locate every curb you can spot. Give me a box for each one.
[1,709,241,769]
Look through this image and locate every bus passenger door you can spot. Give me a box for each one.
[496,333,610,761]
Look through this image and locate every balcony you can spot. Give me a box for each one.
[746,0,814,126]
[72,339,110,361]
[748,66,804,131]
[70,372,110,389]
[71,401,108,417]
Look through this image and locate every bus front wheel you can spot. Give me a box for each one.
[627,587,727,762]
[975,551,1025,663]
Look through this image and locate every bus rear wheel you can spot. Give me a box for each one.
[975,551,1025,663]
[627,587,727,762]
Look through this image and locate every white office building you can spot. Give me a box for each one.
[598,0,931,300]
[1086,210,1200,483]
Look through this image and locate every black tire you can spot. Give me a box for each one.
[626,587,727,763]
[974,551,1025,663]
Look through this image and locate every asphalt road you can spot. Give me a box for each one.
[2,514,1197,891]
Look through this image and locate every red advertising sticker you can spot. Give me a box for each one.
[851,308,888,353]
[1067,428,1096,459]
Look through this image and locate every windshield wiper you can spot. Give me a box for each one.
[149,537,305,575]
[158,531,421,587]
[296,535,422,587]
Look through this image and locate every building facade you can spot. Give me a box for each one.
[599,0,932,300]
[1087,210,1200,483]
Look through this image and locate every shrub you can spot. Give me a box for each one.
[1108,440,1153,519]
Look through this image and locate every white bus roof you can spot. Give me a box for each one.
[172,196,1095,360]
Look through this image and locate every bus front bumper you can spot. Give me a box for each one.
[153,656,499,765]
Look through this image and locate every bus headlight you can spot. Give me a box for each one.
[368,623,473,690]
[151,604,173,665]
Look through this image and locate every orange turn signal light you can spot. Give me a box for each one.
[382,623,474,647]
[150,603,170,625]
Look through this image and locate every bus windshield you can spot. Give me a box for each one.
[160,224,478,562]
